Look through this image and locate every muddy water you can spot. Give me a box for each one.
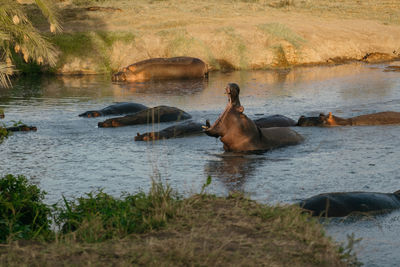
[1,62,400,266]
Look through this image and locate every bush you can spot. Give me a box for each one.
[0,174,52,242]
[55,181,177,242]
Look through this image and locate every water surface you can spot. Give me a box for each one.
[1,62,400,266]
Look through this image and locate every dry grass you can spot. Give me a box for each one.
[25,0,400,72]
[0,193,356,266]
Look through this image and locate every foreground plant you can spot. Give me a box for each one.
[54,180,178,242]
[0,174,52,242]
[0,0,62,87]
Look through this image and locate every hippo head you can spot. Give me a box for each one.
[111,68,128,82]
[203,83,259,151]
[297,113,326,126]
[78,111,102,118]
[297,112,348,126]
[135,132,157,141]
[98,119,123,128]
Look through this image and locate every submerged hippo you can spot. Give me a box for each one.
[300,190,400,217]
[98,106,191,128]
[4,125,37,132]
[203,83,303,152]
[135,120,203,141]
[253,114,296,128]
[112,57,208,82]
[79,102,148,118]
[297,111,400,126]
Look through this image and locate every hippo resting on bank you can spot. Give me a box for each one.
[79,102,148,118]
[98,106,191,128]
[297,111,400,126]
[300,190,400,217]
[112,57,208,82]
[203,83,303,152]
[135,120,203,141]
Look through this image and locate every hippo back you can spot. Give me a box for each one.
[300,192,400,217]
[254,114,296,128]
[351,111,400,125]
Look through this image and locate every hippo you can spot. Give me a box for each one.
[79,102,148,118]
[203,83,303,152]
[297,111,400,126]
[5,125,37,132]
[253,114,296,128]
[135,120,203,141]
[98,105,191,128]
[299,190,400,217]
[112,57,208,82]
[384,65,400,72]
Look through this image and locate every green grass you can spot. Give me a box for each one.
[257,22,305,48]
[55,181,178,243]
[216,27,248,70]
[49,31,135,73]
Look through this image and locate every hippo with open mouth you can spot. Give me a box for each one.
[79,102,148,118]
[203,83,303,152]
[112,57,208,82]
[300,190,400,217]
[297,111,400,126]
[98,106,191,128]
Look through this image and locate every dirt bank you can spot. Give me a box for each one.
[0,194,357,266]
[30,0,400,74]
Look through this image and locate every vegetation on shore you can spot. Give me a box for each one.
[0,0,62,87]
[4,0,395,76]
[0,174,361,266]
[0,109,11,144]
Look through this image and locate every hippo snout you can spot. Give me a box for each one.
[112,71,127,82]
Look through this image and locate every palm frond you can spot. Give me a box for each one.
[0,0,59,66]
[34,0,63,33]
[0,62,13,88]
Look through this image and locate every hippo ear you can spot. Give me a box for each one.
[236,106,244,113]
[137,132,140,136]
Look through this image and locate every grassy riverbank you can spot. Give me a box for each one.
[0,174,359,266]
[20,0,400,74]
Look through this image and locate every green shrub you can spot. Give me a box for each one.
[55,181,177,242]
[0,125,11,144]
[0,174,52,242]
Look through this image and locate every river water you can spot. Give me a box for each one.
[1,62,400,266]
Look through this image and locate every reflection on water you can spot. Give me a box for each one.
[1,62,400,266]
[205,153,265,192]
[115,79,207,95]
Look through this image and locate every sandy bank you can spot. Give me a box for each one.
[32,0,400,74]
